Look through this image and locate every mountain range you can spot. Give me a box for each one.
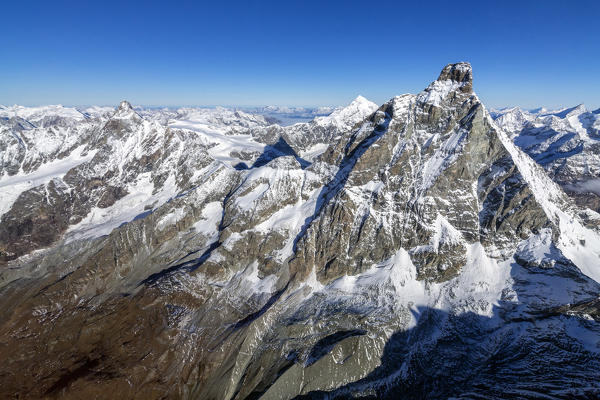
[0,63,599,399]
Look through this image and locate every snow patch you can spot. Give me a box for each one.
[192,201,222,239]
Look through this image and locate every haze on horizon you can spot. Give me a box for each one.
[1,0,599,110]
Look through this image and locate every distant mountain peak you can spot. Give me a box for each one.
[111,100,140,121]
[350,95,371,105]
[117,100,134,112]
[314,95,378,130]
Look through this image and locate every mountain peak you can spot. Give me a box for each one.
[315,95,378,129]
[111,100,140,121]
[117,100,134,112]
[416,62,474,106]
[436,62,472,87]
[350,95,371,105]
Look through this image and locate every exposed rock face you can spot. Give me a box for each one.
[1,64,600,399]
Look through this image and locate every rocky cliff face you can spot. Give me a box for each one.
[1,63,599,399]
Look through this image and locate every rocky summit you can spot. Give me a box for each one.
[1,63,599,399]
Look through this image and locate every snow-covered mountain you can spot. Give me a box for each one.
[0,63,599,399]
[493,104,600,213]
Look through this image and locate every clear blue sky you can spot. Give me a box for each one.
[1,0,598,109]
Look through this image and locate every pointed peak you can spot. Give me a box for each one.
[330,95,379,116]
[111,100,140,121]
[350,95,371,105]
[416,62,474,107]
[336,95,378,115]
[117,100,134,112]
[314,95,378,130]
[337,95,378,115]
[436,62,472,87]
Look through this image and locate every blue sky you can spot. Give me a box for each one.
[1,0,598,109]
